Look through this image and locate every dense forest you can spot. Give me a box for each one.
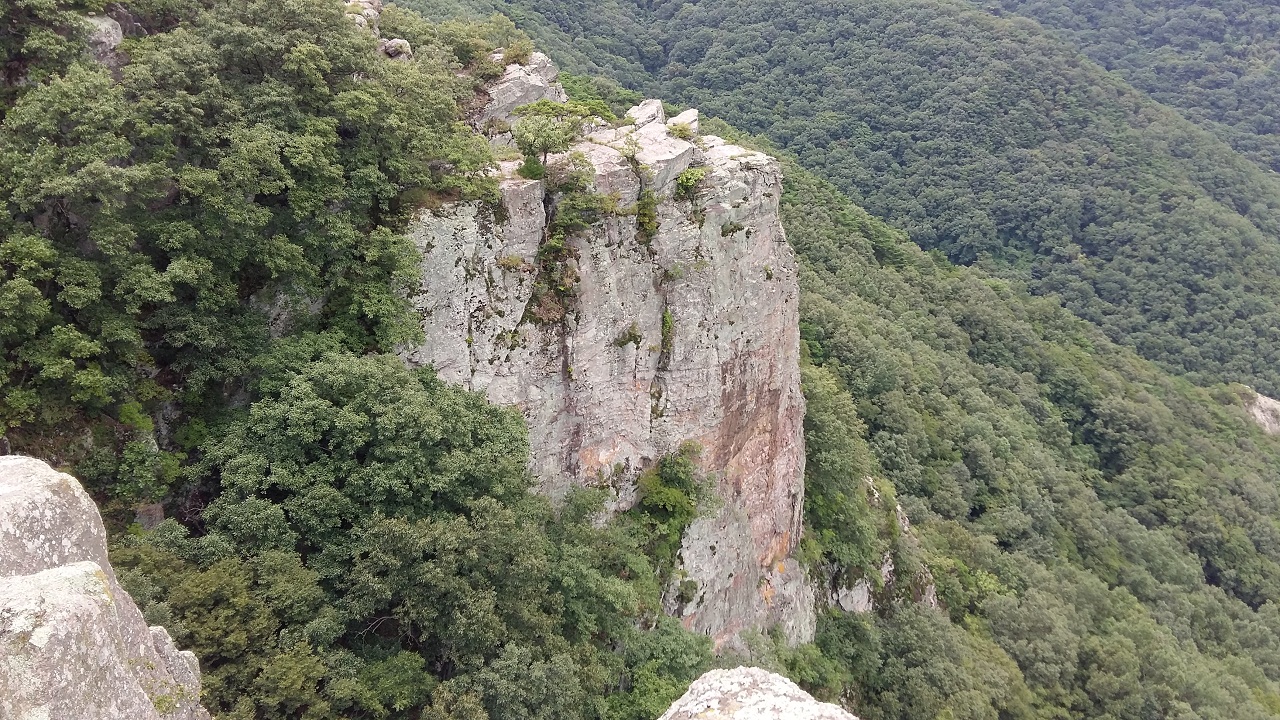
[10,0,1280,719]
[978,0,1280,174]
[774,144,1280,719]
[417,0,1280,398]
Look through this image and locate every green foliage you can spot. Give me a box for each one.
[667,123,694,140]
[511,100,599,164]
[613,322,643,348]
[781,160,1280,719]
[522,154,615,325]
[513,114,575,164]
[635,191,659,243]
[628,442,706,579]
[674,167,705,202]
[659,309,675,357]
[720,221,745,237]
[116,352,711,719]
[0,0,500,482]
[0,0,91,114]
[526,232,577,324]
[517,153,546,179]
[30,2,1280,720]
[501,37,534,65]
[978,0,1280,174]
[558,72,639,121]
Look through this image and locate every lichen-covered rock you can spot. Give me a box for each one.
[84,14,124,70]
[627,98,666,128]
[378,37,413,61]
[0,456,209,720]
[659,668,858,720]
[668,108,700,134]
[343,0,383,33]
[406,57,811,647]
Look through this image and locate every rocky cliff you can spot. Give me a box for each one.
[1246,391,1280,435]
[0,456,208,720]
[660,668,858,720]
[404,56,813,647]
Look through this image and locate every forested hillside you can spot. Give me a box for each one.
[418,0,1280,397]
[12,1,1280,720]
[978,0,1280,174]
[776,147,1280,719]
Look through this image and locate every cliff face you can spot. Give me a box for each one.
[0,456,209,720]
[404,58,813,646]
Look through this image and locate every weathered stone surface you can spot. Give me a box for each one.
[632,122,698,194]
[84,15,124,69]
[659,667,858,720]
[343,0,383,33]
[378,37,413,61]
[1246,391,1280,434]
[668,108,700,134]
[106,3,148,37]
[626,98,666,128]
[479,51,569,123]
[407,67,811,647]
[0,456,209,720]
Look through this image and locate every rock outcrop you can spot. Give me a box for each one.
[479,51,569,124]
[84,14,124,72]
[1246,391,1280,435]
[404,57,812,647]
[659,667,858,720]
[0,456,209,720]
[343,0,414,61]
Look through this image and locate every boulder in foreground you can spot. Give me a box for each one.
[659,667,858,720]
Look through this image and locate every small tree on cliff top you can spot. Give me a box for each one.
[512,99,597,171]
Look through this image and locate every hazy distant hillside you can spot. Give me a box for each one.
[979,0,1280,174]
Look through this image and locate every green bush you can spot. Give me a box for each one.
[675,167,706,201]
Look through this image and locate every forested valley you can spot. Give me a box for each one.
[9,0,1280,719]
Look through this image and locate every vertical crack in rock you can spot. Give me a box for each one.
[404,58,813,647]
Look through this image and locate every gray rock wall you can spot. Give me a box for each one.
[0,456,208,720]
[404,60,813,647]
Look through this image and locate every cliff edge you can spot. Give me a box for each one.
[0,456,209,720]
[404,56,813,647]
